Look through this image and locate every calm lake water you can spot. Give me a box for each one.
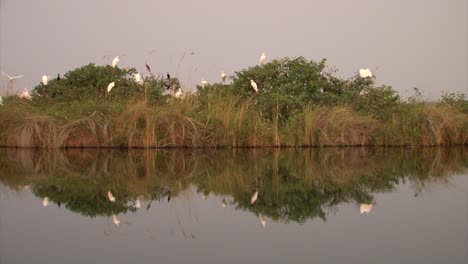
[0,147,467,264]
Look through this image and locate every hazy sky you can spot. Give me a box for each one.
[0,0,466,99]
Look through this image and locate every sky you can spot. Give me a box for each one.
[0,0,467,99]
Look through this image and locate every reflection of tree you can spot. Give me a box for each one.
[0,147,466,221]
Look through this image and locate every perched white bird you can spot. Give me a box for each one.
[175,88,183,98]
[259,52,266,65]
[202,194,207,200]
[250,80,258,93]
[135,198,141,209]
[359,69,373,78]
[107,191,116,202]
[134,73,143,84]
[260,214,266,228]
[201,79,208,88]
[220,71,227,83]
[42,75,49,85]
[19,88,32,100]
[112,214,120,226]
[360,203,373,214]
[221,199,227,208]
[251,190,258,204]
[107,82,115,93]
[112,56,120,67]
[42,197,49,207]
[0,95,3,106]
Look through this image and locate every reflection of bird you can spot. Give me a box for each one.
[201,79,208,88]
[220,71,226,83]
[250,80,258,93]
[107,191,116,202]
[43,197,49,207]
[19,88,32,100]
[135,198,141,209]
[107,82,115,93]
[259,52,266,65]
[359,69,373,78]
[221,199,227,208]
[134,73,143,84]
[112,214,120,226]
[112,56,120,67]
[42,75,49,85]
[251,190,258,204]
[360,203,373,214]
[260,214,266,228]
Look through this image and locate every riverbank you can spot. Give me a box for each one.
[0,59,466,148]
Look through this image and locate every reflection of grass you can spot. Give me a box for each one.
[0,147,466,220]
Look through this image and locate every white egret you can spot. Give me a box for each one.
[1,71,24,91]
[359,69,373,78]
[259,52,266,65]
[0,96,3,106]
[220,71,227,83]
[19,88,32,100]
[42,197,49,207]
[135,198,141,209]
[42,75,49,85]
[112,214,120,226]
[250,80,258,93]
[107,191,116,202]
[134,73,143,84]
[360,203,373,214]
[112,56,120,67]
[201,79,208,88]
[202,194,207,200]
[107,82,115,93]
[260,214,266,228]
[175,88,183,98]
[221,199,227,208]
[251,190,258,204]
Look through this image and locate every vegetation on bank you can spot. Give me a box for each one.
[0,58,466,148]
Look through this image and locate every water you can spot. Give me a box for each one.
[0,147,467,263]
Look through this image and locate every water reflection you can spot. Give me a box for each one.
[0,147,466,223]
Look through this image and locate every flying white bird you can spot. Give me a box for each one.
[107,82,115,93]
[260,214,266,228]
[220,71,227,83]
[43,197,49,207]
[1,71,24,80]
[359,69,373,78]
[19,88,32,100]
[1,71,24,91]
[201,79,208,88]
[135,198,141,209]
[259,52,266,65]
[107,191,116,202]
[175,88,183,98]
[134,73,143,84]
[112,56,120,67]
[251,190,259,204]
[250,80,258,93]
[112,214,120,226]
[360,203,373,214]
[41,75,49,85]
